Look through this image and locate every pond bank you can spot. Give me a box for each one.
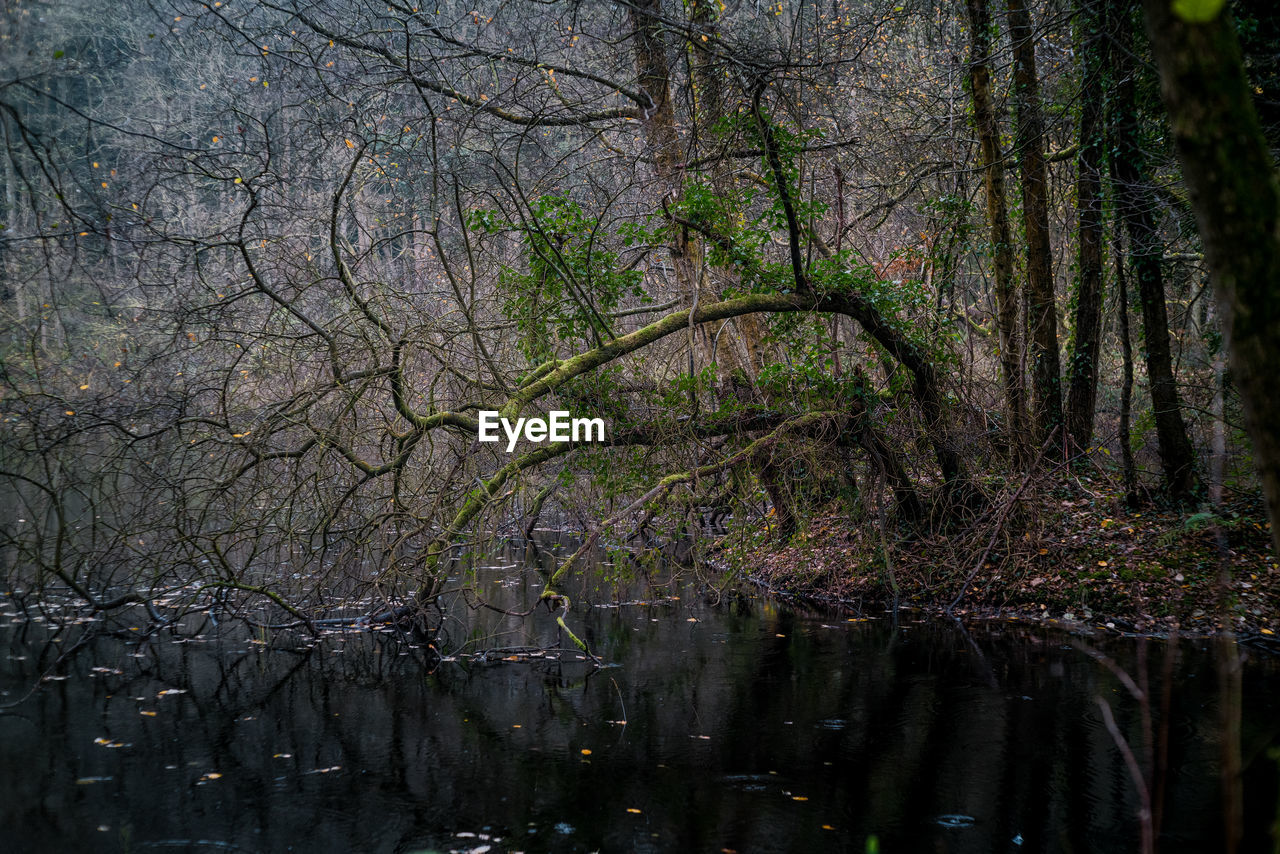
[718,486,1279,641]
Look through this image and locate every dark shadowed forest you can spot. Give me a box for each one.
[4,0,1280,850]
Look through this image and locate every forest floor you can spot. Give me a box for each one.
[717,479,1280,642]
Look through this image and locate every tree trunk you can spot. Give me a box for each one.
[629,0,680,177]
[850,372,924,523]
[1065,0,1106,456]
[965,0,1027,462]
[688,0,765,383]
[1006,0,1064,458]
[1116,223,1141,506]
[1110,1,1200,502]
[755,449,799,542]
[629,0,734,384]
[1143,0,1280,553]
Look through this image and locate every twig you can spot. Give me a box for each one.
[610,677,628,728]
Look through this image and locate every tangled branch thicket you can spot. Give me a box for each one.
[0,0,1256,639]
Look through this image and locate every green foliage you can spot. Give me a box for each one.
[658,110,832,296]
[922,192,975,225]
[669,179,769,275]
[559,364,631,422]
[756,330,873,409]
[1172,0,1226,24]
[741,112,830,227]
[483,193,647,361]
[810,252,953,357]
[577,443,662,498]
[655,364,718,413]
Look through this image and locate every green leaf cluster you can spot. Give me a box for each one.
[486,193,648,361]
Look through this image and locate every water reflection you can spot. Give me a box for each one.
[2,543,1279,853]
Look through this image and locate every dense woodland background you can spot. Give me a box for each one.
[2,0,1279,631]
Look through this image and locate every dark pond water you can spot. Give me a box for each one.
[4,541,1280,853]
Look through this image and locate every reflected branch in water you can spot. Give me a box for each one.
[1096,696,1154,854]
